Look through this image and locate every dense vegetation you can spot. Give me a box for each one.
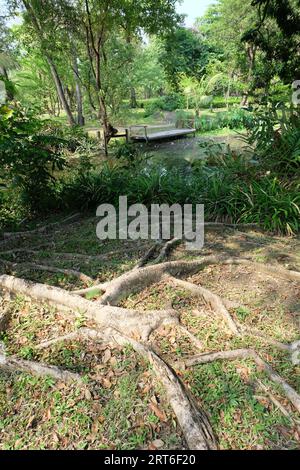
[1,0,299,236]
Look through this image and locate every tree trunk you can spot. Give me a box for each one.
[0,66,14,101]
[71,42,85,126]
[130,87,138,108]
[22,0,76,126]
[46,56,76,126]
[240,44,256,108]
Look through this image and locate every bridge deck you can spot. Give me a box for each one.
[130,128,196,142]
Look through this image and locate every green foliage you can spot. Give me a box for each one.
[158,27,210,89]
[143,93,184,117]
[197,109,254,132]
[243,105,300,175]
[112,141,139,165]
[0,104,66,212]
[58,153,299,235]
[249,0,300,83]
[0,189,25,232]
[207,96,241,109]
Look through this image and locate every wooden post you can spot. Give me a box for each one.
[144,126,148,143]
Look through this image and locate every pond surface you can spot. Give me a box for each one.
[137,132,247,172]
[82,128,248,174]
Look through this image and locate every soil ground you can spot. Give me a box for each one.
[0,215,299,450]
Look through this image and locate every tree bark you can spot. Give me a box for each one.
[46,56,76,126]
[240,43,256,108]
[0,66,14,100]
[84,0,110,155]
[130,86,138,108]
[22,0,76,127]
[71,42,85,126]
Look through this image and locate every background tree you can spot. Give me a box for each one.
[158,27,210,90]
[246,0,300,83]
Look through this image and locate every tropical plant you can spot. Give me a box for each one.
[0,104,67,212]
[243,104,300,175]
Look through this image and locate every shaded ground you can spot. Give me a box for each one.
[0,216,299,450]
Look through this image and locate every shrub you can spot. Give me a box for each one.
[0,104,67,213]
[197,109,254,132]
[58,158,299,235]
[198,96,241,109]
[243,105,300,176]
[144,93,184,117]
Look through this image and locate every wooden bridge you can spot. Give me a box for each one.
[88,121,197,144]
[109,120,196,143]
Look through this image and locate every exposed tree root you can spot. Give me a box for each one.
[0,275,179,341]
[136,242,162,268]
[110,332,218,450]
[254,379,300,428]
[0,352,82,383]
[166,276,296,353]
[36,328,105,350]
[73,255,300,304]
[0,307,11,334]
[2,213,81,241]
[167,276,240,335]
[35,326,218,449]
[0,259,93,284]
[236,322,292,352]
[176,325,203,351]
[181,349,300,415]
[226,257,300,282]
[97,259,211,305]
[154,238,182,264]
[1,230,299,449]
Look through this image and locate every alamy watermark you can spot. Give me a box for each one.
[96,197,204,251]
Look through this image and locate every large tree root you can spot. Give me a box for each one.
[72,255,300,304]
[181,349,300,415]
[236,322,293,352]
[2,213,81,241]
[167,276,296,354]
[0,259,93,284]
[0,275,179,340]
[109,330,218,450]
[36,327,218,450]
[0,352,82,384]
[1,234,299,449]
[153,238,182,265]
[254,378,300,428]
[136,242,163,268]
[167,276,240,335]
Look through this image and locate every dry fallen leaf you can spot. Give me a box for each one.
[149,403,167,422]
[102,348,112,364]
[101,377,112,389]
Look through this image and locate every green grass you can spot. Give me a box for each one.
[184,361,297,450]
[0,338,182,450]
